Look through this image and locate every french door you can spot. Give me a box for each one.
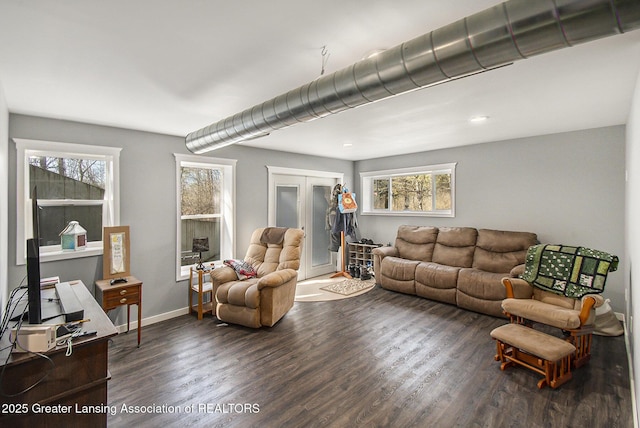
[268,168,342,280]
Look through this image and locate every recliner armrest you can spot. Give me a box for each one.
[210,266,238,285]
[582,293,604,308]
[502,277,534,299]
[509,264,526,278]
[257,269,298,289]
[579,294,604,326]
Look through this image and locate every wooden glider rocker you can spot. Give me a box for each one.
[501,277,603,369]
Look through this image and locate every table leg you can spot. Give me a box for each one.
[137,285,142,347]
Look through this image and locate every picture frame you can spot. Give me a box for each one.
[103,226,131,280]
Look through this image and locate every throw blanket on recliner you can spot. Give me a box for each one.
[260,227,288,245]
[520,244,618,298]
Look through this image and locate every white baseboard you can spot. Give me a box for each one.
[114,307,188,334]
[620,316,638,428]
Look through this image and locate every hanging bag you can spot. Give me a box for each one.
[338,190,357,213]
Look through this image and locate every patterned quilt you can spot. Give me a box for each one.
[520,244,618,298]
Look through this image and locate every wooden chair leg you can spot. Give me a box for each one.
[188,270,193,316]
[493,336,572,390]
[548,355,572,389]
[197,286,203,320]
[567,331,593,368]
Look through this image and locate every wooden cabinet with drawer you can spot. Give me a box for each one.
[95,276,142,347]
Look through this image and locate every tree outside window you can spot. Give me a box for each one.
[180,166,222,267]
[15,139,121,264]
[174,154,235,281]
[29,156,106,246]
[361,163,456,217]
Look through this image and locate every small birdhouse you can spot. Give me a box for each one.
[60,221,87,251]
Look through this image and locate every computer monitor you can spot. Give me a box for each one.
[27,186,42,324]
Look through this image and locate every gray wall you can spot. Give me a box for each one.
[7,114,353,324]
[355,126,626,312]
[0,82,8,309]
[5,114,628,320]
[626,67,640,425]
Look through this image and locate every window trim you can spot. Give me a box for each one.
[359,163,456,217]
[174,153,236,282]
[14,138,122,264]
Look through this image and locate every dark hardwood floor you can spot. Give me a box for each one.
[107,285,633,427]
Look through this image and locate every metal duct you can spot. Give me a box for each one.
[186,0,640,154]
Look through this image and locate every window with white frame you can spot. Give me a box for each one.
[15,139,121,264]
[360,163,456,217]
[175,154,235,281]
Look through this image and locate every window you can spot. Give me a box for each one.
[15,139,121,264]
[175,154,235,281]
[360,163,456,217]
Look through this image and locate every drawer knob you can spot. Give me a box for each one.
[120,290,127,295]
[120,298,127,304]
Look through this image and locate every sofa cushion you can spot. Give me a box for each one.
[394,225,438,262]
[415,262,459,305]
[432,227,477,268]
[415,262,460,290]
[472,229,538,273]
[532,287,579,310]
[379,256,419,295]
[501,298,582,330]
[456,269,507,318]
[457,269,508,301]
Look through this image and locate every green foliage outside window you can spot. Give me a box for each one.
[374,173,451,212]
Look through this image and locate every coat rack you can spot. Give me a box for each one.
[331,186,357,279]
[331,214,352,279]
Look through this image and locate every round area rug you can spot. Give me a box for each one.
[295,276,376,302]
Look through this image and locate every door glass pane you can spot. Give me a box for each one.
[311,185,330,267]
[276,186,299,228]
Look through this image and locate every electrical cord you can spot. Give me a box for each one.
[0,281,27,337]
[0,278,56,398]
[56,328,85,357]
[0,306,55,398]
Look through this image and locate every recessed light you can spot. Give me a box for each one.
[469,115,489,123]
[343,143,353,148]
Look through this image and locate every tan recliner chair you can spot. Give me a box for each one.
[211,227,304,328]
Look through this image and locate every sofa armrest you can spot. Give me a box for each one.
[258,269,298,289]
[372,246,398,258]
[373,246,398,277]
[210,266,238,285]
[502,277,534,299]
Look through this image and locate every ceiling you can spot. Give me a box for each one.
[1,0,640,160]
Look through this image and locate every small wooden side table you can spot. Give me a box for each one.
[189,267,214,320]
[95,275,143,347]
